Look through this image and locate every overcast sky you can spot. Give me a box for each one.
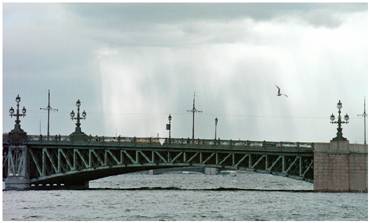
[3,3,368,143]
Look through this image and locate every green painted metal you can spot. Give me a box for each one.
[3,134,314,189]
[2,94,312,189]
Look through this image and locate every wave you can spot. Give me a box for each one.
[86,187,314,192]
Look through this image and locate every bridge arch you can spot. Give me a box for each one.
[4,136,314,189]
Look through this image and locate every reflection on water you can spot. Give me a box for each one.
[3,171,368,221]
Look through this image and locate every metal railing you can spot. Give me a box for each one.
[3,134,314,149]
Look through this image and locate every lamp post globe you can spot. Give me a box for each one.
[337,100,342,110]
[330,113,335,122]
[70,110,75,119]
[16,95,20,103]
[344,113,349,122]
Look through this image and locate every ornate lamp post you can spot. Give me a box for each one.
[214,117,218,140]
[167,114,172,144]
[70,99,87,140]
[9,95,27,131]
[8,95,27,144]
[330,100,349,141]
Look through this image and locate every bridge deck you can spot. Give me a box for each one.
[3,134,315,189]
[5,134,314,152]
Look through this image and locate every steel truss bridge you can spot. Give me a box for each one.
[3,134,314,189]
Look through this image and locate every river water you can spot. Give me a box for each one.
[2,170,368,221]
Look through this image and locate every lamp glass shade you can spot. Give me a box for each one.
[344,114,349,121]
[337,100,342,110]
[9,107,14,114]
[168,114,172,121]
[70,110,75,118]
[82,111,87,118]
[330,114,335,121]
[22,107,26,114]
[16,95,20,103]
[76,99,81,107]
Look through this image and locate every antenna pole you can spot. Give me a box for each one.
[40,89,58,140]
[47,90,50,138]
[187,92,202,140]
[364,98,367,145]
[192,93,195,139]
[357,97,367,144]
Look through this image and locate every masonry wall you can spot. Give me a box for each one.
[314,141,367,192]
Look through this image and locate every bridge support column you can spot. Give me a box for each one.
[5,145,31,190]
[314,141,367,192]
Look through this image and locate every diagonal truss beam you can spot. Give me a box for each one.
[90,150,104,166]
[154,151,167,163]
[122,151,137,164]
[267,155,282,171]
[251,155,266,169]
[59,149,73,170]
[234,154,249,167]
[137,151,153,164]
[284,156,299,174]
[301,160,314,178]
[186,152,199,163]
[219,153,232,165]
[43,148,58,174]
[106,150,121,165]
[202,153,215,164]
[29,149,42,177]
[74,149,89,169]
[170,152,183,163]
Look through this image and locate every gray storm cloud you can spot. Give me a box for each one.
[3,3,368,143]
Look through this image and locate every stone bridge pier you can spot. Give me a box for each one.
[314,141,367,192]
[4,145,30,190]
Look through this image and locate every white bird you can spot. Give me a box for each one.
[275,85,288,97]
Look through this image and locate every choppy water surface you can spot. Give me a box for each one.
[3,170,368,220]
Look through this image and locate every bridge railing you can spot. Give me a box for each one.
[3,134,314,150]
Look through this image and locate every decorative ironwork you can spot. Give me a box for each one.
[330,100,349,141]
[7,139,313,188]
[8,95,27,144]
[3,132,315,189]
[69,99,88,142]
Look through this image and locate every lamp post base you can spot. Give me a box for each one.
[331,136,348,142]
[69,131,89,143]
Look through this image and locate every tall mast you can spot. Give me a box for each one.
[40,90,58,140]
[357,97,367,144]
[187,92,202,140]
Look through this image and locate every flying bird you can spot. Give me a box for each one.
[275,85,288,97]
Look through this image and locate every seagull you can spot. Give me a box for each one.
[275,85,288,97]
